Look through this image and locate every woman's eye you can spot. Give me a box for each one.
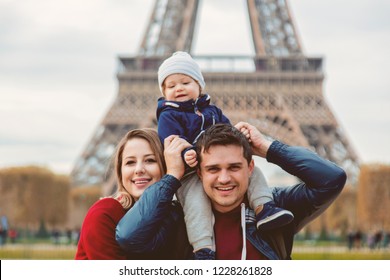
[146,158,157,163]
[125,161,135,165]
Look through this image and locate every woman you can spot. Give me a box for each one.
[75,128,192,259]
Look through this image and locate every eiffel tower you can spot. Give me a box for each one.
[71,0,359,195]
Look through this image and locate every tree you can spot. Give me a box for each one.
[68,186,102,228]
[357,164,390,231]
[0,166,70,230]
[325,186,357,234]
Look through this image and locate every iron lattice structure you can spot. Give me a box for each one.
[71,0,359,195]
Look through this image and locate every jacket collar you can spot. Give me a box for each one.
[157,94,211,119]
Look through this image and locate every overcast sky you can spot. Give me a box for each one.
[0,0,389,175]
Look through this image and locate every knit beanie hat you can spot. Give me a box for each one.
[158,51,206,94]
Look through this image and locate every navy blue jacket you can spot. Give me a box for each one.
[156,94,230,152]
[116,140,346,259]
[116,175,192,259]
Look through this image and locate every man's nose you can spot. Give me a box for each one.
[218,169,231,184]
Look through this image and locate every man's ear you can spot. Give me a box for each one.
[248,159,255,176]
[197,167,202,180]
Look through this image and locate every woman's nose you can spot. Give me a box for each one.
[135,162,145,174]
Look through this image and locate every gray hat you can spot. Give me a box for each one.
[158,51,206,94]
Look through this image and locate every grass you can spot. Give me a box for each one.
[1,244,390,260]
[0,245,77,260]
[292,251,390,260]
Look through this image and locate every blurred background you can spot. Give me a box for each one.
[0,0,389,259]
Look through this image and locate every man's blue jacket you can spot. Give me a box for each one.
[116,140,346,259]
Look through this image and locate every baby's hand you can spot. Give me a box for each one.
[184,149,198,168]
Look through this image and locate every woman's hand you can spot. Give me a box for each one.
[164,135,191,179]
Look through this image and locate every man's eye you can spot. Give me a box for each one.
[230,166,241,171]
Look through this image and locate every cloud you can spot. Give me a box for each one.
[0,0,389,175]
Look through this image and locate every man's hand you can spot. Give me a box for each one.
[234,122,272,158]
[239,126,251,142]
[164,135,191,179]
[184,149,198,168]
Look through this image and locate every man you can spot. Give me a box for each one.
[195,122,346,259]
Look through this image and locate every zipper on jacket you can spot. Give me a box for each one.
[241,203,247,260]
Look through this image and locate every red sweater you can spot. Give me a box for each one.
[214,203,268,260]
[75,198,129,260]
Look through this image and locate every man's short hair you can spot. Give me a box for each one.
[196,123,253,166]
